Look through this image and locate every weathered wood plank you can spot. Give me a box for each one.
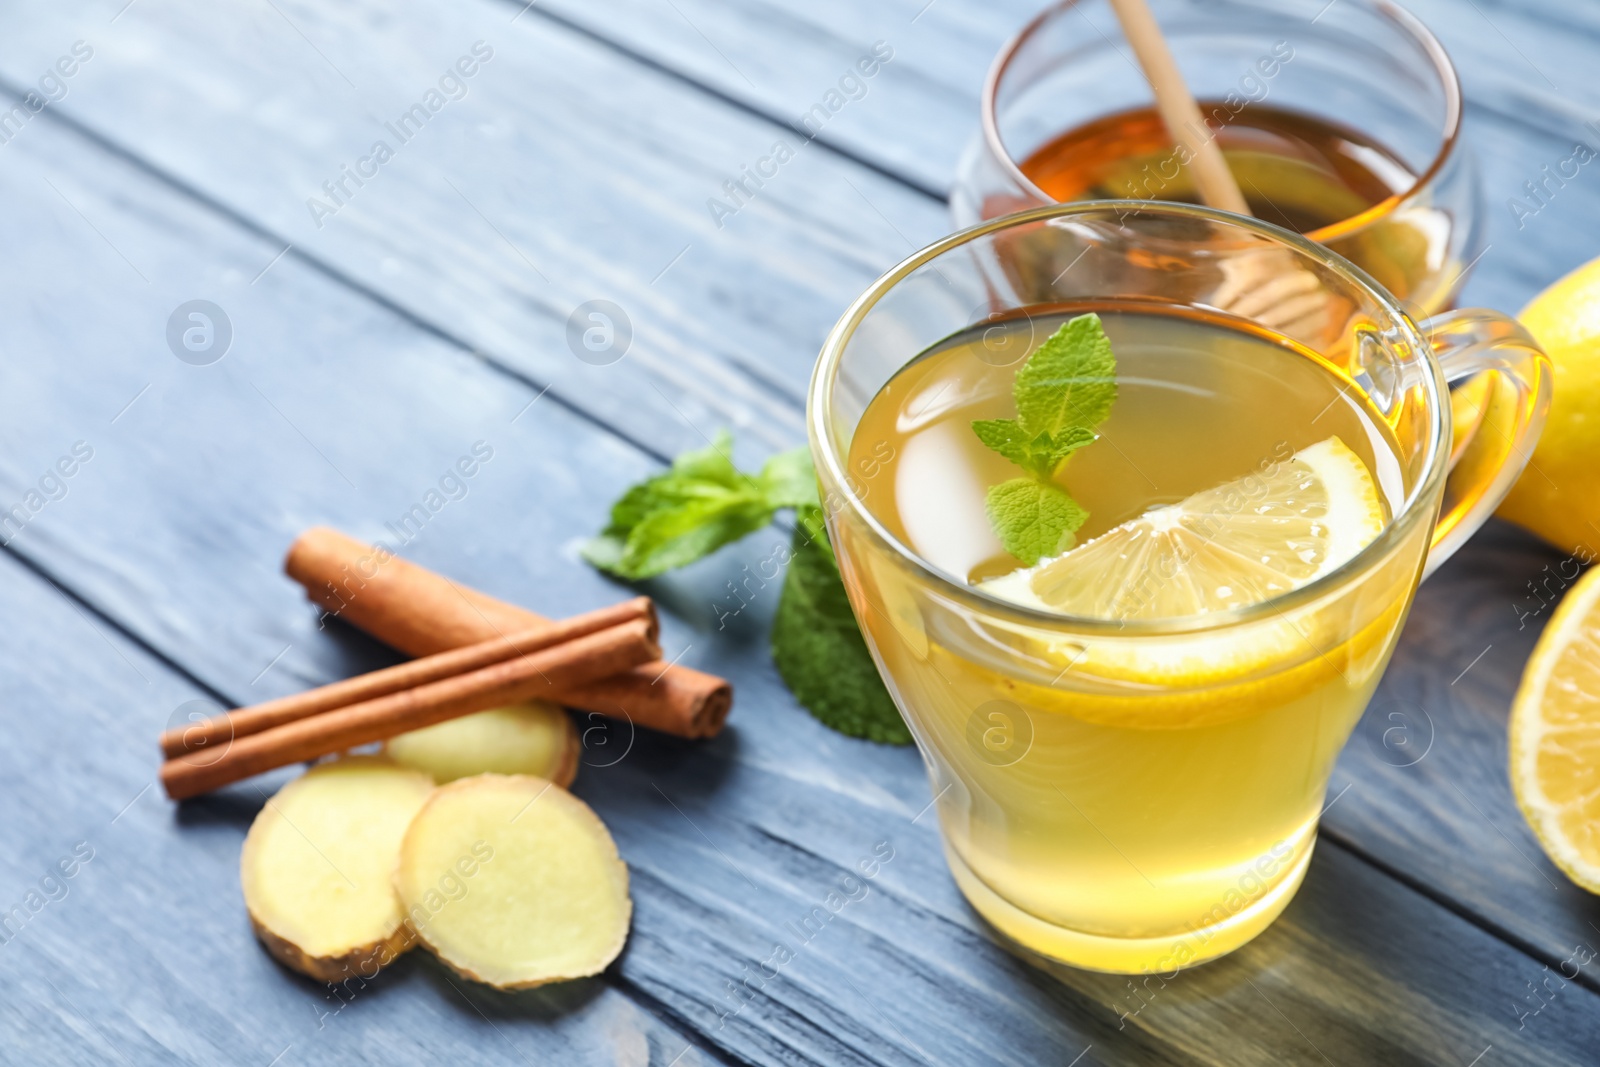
[526,0,986,196]
[0,81,1596,1064]
[518,0,1600,202]
[0,0,948,467]
[506,0,1600,340]
[0,551,719,1067]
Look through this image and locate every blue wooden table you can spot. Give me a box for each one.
[1,0,1598,1063]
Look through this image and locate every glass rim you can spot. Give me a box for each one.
[979,0,1465,245]
[807,200,1451,638]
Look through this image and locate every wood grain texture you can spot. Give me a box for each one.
[509,0,1600,326]
[520,0,1600,201]
[527,0,987,196]
[0,77,1593,1063]
[0,0,948,467]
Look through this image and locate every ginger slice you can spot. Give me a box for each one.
[241,756,434,983]
[383,701,578,787]
[395,774,630,988]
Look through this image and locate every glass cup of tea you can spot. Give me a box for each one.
[807,201,1548,974]
[951,0,1478,317]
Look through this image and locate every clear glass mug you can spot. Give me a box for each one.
[807,202,1548,974]
[952,0,1479,317]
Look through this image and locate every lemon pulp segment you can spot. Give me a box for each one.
[981,436,1385,620]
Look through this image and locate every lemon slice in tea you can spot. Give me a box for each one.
[1510,565,1600,894]
[981,436,1385,619]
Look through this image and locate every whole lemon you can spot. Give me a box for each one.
[1496,257,1600,555]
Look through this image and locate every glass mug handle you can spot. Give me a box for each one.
[1419,308,1553,576]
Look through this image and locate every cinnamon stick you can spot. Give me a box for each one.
[159,598,655,759]
[283,527,732,738]
[161,617,659,800]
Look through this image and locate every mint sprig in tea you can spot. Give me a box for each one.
[969,314,1116,565]
[852,303,1397,597]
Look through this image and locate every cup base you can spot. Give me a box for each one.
[944,838,1315,975]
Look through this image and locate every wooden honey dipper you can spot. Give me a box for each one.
[1107,0,1332,340]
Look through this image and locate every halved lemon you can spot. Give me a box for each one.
[1510,565,1600,893]
[981,436,1386,619]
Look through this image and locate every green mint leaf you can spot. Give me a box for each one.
[1014,314,1117,441]
[583,477,690,577]
[670,428,745,487]
[985,478,1088,565]
[968,314,1117,562]
[971,419,1037,471]
[578,531,629,573]
[584,429,786,580]
[601,479,672,537]
[614,493,774,578]
[793,503,831,561]
[757,447,820,510]
[1041,425,1099,469]
[772,523,910,744]
[973,421,1100,481]
[586,435,904,744]
[585,471,769,579]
